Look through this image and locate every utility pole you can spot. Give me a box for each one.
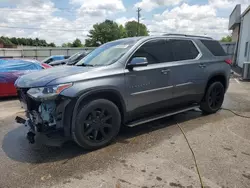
[137,7,142,36]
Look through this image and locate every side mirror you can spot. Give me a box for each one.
[127,57,148,69]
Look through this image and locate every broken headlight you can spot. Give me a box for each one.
[27,83,72,100]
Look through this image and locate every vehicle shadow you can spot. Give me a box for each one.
[2,110,218,164]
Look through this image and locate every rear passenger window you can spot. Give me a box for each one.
[201,40,226,56]
[171,40,199,61]
[132,39,174,64]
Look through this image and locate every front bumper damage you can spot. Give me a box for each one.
[15,88,74,146]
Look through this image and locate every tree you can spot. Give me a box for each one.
[85,19,127,47]
[62,43,67,47]
[17,38,26,45]
[72,38,83,47]
[0,37,13,45]
[26,38,33,46]
[35,38,40,46]
[10,37,18,45]
[40,40,47,46]
[62,42,73,47]
[48,42,56,47]
[119,25,127,38]
[125,21,149,37]
[221,35,232,42]
[0,36,56,47]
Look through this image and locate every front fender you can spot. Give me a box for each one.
[69,88,126,136]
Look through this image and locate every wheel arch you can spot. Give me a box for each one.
[205,73,227,94]
[71,89,126,134]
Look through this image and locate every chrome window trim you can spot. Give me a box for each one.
[125,37,202,68]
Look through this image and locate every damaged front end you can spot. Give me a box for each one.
[15,83,74,146]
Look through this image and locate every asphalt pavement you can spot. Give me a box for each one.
[0,78,250,188]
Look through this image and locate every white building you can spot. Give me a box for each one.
[229,4,250,68]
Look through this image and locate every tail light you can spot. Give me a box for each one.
[41,63,52,69]
[224,59,232,65]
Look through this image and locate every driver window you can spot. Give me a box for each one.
[131,39,173,64]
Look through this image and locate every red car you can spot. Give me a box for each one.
[0,59,51,97]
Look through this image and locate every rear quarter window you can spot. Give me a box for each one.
[201,40,226,56]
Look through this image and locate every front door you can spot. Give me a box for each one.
[125,39,174,114]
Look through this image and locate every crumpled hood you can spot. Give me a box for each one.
[15,65,94,88]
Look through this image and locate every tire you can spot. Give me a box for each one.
[200,81,225,114]
[72,99,121,150]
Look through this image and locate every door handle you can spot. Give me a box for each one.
[161,69,170,75]
[199,64,206,68]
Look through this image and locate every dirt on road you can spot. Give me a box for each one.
[0,79,250,188]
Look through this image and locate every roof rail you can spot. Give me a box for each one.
[163,33,213,40]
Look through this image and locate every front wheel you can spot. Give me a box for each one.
[72,99,121,150]
[200,82,225,114]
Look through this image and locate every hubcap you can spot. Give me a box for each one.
[82,108,113,142]
[208,85,223,110]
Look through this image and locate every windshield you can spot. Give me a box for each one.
[76,39,138,66]
[68,52,81,62]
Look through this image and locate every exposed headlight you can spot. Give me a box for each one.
[27,83,72,100]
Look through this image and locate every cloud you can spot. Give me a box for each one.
[209,0,250,10]
[0,0,127,45]
[71,0,126,17]
[0,0,107,45]
[0,0,244,46]
[115,17,137,26]
[154,3,216,21]
[134,0,183,12]
[149,3,229,40]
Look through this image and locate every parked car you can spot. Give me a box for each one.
[0,59,51,97]
[15,35,231,149]
[49,51,89,66]
[42,55,70,64]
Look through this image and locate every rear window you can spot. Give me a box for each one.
[201,40,226,56]
[171,40,199,61]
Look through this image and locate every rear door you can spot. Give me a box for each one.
[169,39,205,102]
[125,38,174,113]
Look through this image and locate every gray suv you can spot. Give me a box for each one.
[15,34,231,150]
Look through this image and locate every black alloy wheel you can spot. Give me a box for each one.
[83,108,113,142]
[207,84,224,110]
[73,99,121,150]
[200,82,225,114]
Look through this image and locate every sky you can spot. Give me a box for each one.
[0,0,249,45]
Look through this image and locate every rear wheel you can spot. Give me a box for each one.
[72,99,121,150]
[200,82,225,114]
